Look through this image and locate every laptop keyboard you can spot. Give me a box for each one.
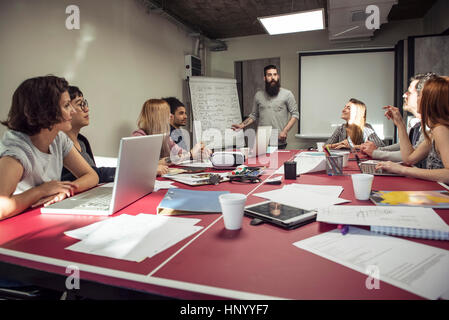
[69,187,112,210]
[360,163,398,176]
[77,193,112,210]
[361,164,380,174]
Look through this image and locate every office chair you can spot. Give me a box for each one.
[0,283,63,300]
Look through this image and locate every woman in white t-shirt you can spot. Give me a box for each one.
[0,76,99,220]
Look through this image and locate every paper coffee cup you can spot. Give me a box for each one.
[219,193,247,230]
[351,174,374,200]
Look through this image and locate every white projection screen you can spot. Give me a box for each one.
[298,49,395,141]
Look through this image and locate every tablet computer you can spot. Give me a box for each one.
[244,201,317,229]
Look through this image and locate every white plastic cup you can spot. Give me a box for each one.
[351,174,374,200]
[317,142,325,152]
[219,193,247,230]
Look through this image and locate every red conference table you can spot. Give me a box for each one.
[0,150,448,300]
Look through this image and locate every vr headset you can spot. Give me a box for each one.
[210,151,245,169]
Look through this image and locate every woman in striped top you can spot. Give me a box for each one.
[325,98,385,150]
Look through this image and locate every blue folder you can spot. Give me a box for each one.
[157,188,230,214]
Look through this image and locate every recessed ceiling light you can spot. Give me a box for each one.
[258,8,325,35]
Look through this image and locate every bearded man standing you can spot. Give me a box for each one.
[232,65,299,149]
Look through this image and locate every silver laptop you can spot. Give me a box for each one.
[347,136,401,176]
[41,134,163,215]
[359,160,403,176]
[249,126,272,157]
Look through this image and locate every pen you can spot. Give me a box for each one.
[338,224,349,235]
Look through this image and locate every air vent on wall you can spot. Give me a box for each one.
[185,55,202,79]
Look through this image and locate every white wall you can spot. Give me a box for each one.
[0,0,195,156]
[208,18,425,149]
[423,0,449,34]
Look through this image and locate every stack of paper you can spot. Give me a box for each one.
[275,152,326,175]
[253,184,349,211]
[64,214,203,262]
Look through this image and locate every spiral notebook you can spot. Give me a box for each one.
[370,225,449,241]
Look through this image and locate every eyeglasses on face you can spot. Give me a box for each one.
[72,98,89,112]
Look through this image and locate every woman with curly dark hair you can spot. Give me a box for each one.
[0,75,99,220]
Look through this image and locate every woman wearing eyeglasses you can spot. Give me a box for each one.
[0,76,99,220]
[325,98,385,150]
[61,86,116,183]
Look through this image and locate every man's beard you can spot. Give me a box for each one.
[175,120,186,127]
[265,80,280,97]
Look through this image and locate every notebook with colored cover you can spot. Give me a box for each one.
[157,188,229,215]
[370,226,449,241]
[370,190,449,208]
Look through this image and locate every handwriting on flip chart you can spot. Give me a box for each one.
[189,78,244,149]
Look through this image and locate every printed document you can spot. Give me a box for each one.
[293,227,449,300]
[317,206,449,232]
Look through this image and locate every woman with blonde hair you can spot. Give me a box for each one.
[325,98,385,149]
[133,99,210,171]
[376,76,449,182]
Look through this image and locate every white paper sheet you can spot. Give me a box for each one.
[295,155,326,174]
[253,188,349,211]
[123,224,203,261]
[64,214,132,240]
[65,214,203,262]
[317,206,449,232]
[154,180,177,191]
[275,153,326,175]
[177,160,213,168]
[94,156,118,167]
[293,227,449,300]
[283,184,343,198]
